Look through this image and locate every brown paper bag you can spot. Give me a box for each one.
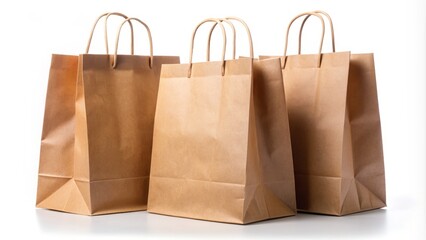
[36,12,131,215]
[148,18,296,224]
[36,14,179,215]
[260,11,386,215]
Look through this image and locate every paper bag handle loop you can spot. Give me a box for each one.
[282,12,325,69]
[112,17,154,69]
[298,11,335,54]
[206,17,254,60]
[207,19,237,60]
[85,12,134,54]
[188,18,227,78]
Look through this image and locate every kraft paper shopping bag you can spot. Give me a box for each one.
[260,11,386,215]
[148,18,296,224]
[36,14,179,215]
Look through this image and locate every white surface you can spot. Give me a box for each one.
[1,0,425,239]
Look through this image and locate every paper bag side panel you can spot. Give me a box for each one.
[283,52,350,214]
[341,53,386,215]
[68,55,92,214]
[37,54,92,215]
[242,62,270,223]
[244,58,297,222]
[37,55,77,181]
[36,55,77,206]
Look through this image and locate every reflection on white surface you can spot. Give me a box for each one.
[35,208,390,239]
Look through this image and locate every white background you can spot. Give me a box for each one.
[1,0,425,239]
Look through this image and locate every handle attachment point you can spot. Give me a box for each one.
[85,12,134,55]
[282,12,325,69]
[112,17,153,69]
[188,18,227,78]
